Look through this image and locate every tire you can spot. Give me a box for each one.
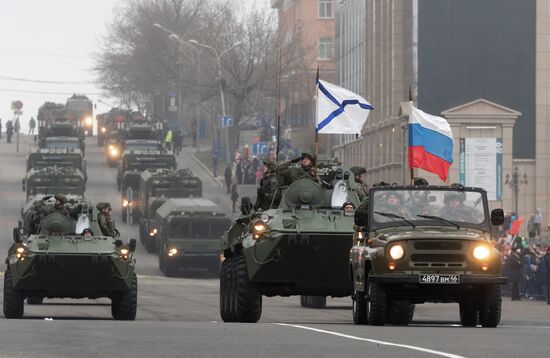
[459,300,479,327]
[300,296,327,308]
[3,270,24,319]
[479,285,501,328]
[387,300,415,325]
[220,255,262,323]
[220,258,233,322]
[27,296,44,305]
[352,289,368,325]
[367,279,387,326]
[111,273,137,320]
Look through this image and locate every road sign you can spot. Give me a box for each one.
[11,100,23,110]
[252,142,268,156]
[219,115,233,128]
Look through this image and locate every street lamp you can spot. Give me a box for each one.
[505,166,528,215]
[188,39,243,164]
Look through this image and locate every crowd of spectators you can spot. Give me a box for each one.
[495,211,550,303]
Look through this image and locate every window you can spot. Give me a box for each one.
[318,0,333,18]
[318,38,333,60]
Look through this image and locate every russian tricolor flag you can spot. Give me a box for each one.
[408,102,454,181]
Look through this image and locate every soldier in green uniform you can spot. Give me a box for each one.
[97,202,117,236]
[52,194,70,217]
[440,191,477,222]
[350,166,368,201]
[254,160,282,211]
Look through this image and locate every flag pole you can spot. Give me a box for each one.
[408,85,414,185]
[314,66,320,167]
[275,45,281,161]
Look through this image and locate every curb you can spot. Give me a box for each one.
[191,153,224,187]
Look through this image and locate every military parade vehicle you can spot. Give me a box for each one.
[65,94,94,136]
[219,163,360,322]
[97,108,128,146]
[117,152,177,222]
[23,166,85,200]
[4,198,137,320]
[137,169,202,252]
[349,185,505,327]
[44,136,85,156]
[37,102,65,126]
[25,149,87,181]
[156,198,230,276]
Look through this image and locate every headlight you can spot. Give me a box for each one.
[110,148,119,157]
[389,245,405,260]
[149,228,158,236]
[108,144,114,150]
[85,117,93,126]
[122,199,129,207]
[118,245,130,260]
[252,221,270,240]
[120,248,129,255]
[168,248,178,257]
[101,127,107,133]
[15,245,28,260]
[473,245,490,260]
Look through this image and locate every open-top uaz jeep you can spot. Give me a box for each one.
[350,185,505,327]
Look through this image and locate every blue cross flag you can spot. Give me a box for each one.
[316,79,373,134]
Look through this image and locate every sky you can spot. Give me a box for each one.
[0,0,270,132]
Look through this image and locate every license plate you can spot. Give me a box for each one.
[419,274,460,284]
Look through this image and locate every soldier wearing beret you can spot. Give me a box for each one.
[97,202,116,236]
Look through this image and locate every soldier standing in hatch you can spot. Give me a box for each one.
[350,166,368,201]
[51,194,70,217]
[97,202,116,236]
[254,160,281,211]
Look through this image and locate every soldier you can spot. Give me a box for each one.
[407,177,436,215]
[52,194,70,217]
[280,152,318,185]
[97,202,116,237]
[254,160,281,211]
[440,190,477,222]
[350,166,368,201]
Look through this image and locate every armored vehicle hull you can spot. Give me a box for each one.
[221,173,360,322]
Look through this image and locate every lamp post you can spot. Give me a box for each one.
[505,166,528,216]
[188,39,242,164]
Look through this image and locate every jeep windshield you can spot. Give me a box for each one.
[370,188,488,230]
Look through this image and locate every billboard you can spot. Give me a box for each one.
[459,138,503,201]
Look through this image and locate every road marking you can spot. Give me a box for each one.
[274,323,466,358]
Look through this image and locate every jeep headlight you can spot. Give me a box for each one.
[389,244,405,260]
[473,244,490,260]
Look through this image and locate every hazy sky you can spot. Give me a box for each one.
[0,0,270,131]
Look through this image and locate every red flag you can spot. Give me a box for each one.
[507,216,524,236]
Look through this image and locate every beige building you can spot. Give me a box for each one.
[333,0,549,235]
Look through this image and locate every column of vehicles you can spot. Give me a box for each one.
[4,111,137,320]
[97,110,229,277]
[218,157,507,327]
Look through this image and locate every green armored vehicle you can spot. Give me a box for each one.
[44,136,85,157]
[350,185,505,327]
[137,169,202,253]
[4,199,137,320]
[22,167,85,200]
[65,94,94,136]
[97,108,129,146]
[157,198,230,276]
[25,149,87,180]
[220,164,360,322]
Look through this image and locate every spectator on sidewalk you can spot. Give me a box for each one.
[534,208,543,237]
[212,151,218,178]
[164,129,173,152]
[231,183,239,213]
[28,117,36,135]
[528,213,536,239]
[173,129,182,155]
[6,120,13,143]
[191,121,197,148]
[224,164,232,194]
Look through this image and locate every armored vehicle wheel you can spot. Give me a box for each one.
[300,296,327,308]
[27,296,44,305]
[220,255,262,323]
[220,258,234,322]
[111,273,137,321]
[367,280,387,326]
[479,285,501,328]
[3,270,24,319]
[352,289,368,325]
[459,300,479,327]
[387,300,415,325]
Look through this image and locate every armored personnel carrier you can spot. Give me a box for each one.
[220,163,360,322]
[156,198,230,276]
[137,168,202,252]
[4,199,137,320]
[350,185,505,327]
[20,194,85,235]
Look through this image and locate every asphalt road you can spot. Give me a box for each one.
[0,135,549,358]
